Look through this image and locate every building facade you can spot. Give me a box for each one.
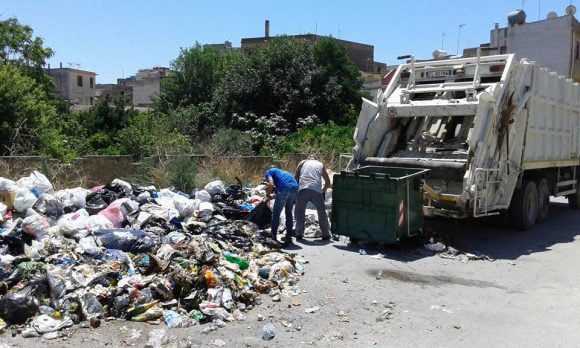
[120,67,170,107]
[488,10,580,81]
[46,65,97,105]
[241,21,386,73]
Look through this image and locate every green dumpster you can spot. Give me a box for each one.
[331,166,429,244]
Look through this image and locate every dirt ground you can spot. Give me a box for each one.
[3,197,579,347]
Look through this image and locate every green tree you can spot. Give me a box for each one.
[0,17,55,93]
[0,63,65,157]
[155,44,236,112]
[312,37,363,125]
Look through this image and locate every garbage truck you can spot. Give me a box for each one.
[344,52,580,230]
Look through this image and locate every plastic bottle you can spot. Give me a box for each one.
[130,307,163,322]
[127,300,159,318]
[204,269,218,288]
[224,252,249,270]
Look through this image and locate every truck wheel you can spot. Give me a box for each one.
[536,179,550,222]
[569,190,580,209]
[509,180,538,230]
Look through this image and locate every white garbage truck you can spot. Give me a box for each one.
[348,53,580,229]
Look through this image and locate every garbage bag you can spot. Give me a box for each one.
[78,236,101,256]
[58,209,90,239]
[32,314,73,333]
[205,180,225,196]
[245,201,272,229]
[79,292,104,320]
[140,203,179,222]
[87,214,114,232]
[195,190,212,202]
[0,235,24,256]
[0,283,40,324]
[94,229,155,253]
[47,265,67,307]
[111,178,132,194]
[17,171,54,197]
[97,205,125,228]
[22,212,51,239]
[85,191,108,215]
[32,193,64,220]
[14,186,38,213]
[54,187,88,210]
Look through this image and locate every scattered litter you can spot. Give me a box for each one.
[424,242,446,252]
[262,322,276,341]
[375,302,395,322]
[359,249,367,255]
[213,338,226,346]
[376,270,383,280]
[291,300,301,306]
[305,306,320,314]
[146,328,169,348]
[430,305,453,313]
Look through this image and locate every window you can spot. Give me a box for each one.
[500,46,507,54]
[89,97,93,105]
[90,77,94,88]
[77,75,83,87]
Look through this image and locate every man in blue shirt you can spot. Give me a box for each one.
[265,166,299,244]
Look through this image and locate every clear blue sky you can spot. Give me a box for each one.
[1,0,575,83]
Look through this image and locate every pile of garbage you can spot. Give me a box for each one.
[0,171,305,338]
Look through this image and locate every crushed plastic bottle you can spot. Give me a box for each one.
[262,322,276,341]
[224,252,249,270]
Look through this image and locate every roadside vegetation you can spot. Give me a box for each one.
[1,17,361,162]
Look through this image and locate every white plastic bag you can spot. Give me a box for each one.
[54,187,88,208]
[22,212,51,239]
[87,214,114,232]
[196,201,214,221]
[17,171,54,196]
[195,190,212,202]
[205,181,225,196]
[140,203,179,222]
[78,236,101,256]
[173,195,199,218]
[111,178,132,194]
[13,187,38,213]
[58,209,90,239]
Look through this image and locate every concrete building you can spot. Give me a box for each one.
[120,67,170,107]
[95,83,132,105]
[486,7,580,81]
[46,64,97,106]
[241,20,386,74]
[205,41,240,53]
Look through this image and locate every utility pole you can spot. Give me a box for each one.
[441,32,446,50]
[457,24,466,56]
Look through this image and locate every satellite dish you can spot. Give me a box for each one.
[565,5,576,16]
[547,11,558,19]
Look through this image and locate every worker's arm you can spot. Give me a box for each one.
[266,177,275,200]
[294,161,304,182]
[322,166,331,193]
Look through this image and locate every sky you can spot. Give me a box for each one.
[1,0,576,83]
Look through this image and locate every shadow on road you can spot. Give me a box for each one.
[334,201,580,261]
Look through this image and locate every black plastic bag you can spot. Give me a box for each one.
[94,229,156,253]
[245,201,272,229]
[85,192,109,215]
[32,194,64,220]
[0,275,47,324]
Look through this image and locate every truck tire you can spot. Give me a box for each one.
[536,179,550,222]
[509,180,538,230]
[568,169,580,209]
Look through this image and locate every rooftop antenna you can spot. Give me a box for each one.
[338,23,341,38]
[315,22,318,35]
[67,62,81,69]
[456,24,466,55]
[441,32,446,49]
[538,0,541,20]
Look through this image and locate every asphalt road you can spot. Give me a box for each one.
[3,197,579,347]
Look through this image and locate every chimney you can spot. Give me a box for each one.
[265,20,270,38]
[59,62,62,68]
[47,63,50,70]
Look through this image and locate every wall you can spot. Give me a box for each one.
[46,68,97,105]
[127,78,160,106]
[0,154,343,190]
[490,16,575,77]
